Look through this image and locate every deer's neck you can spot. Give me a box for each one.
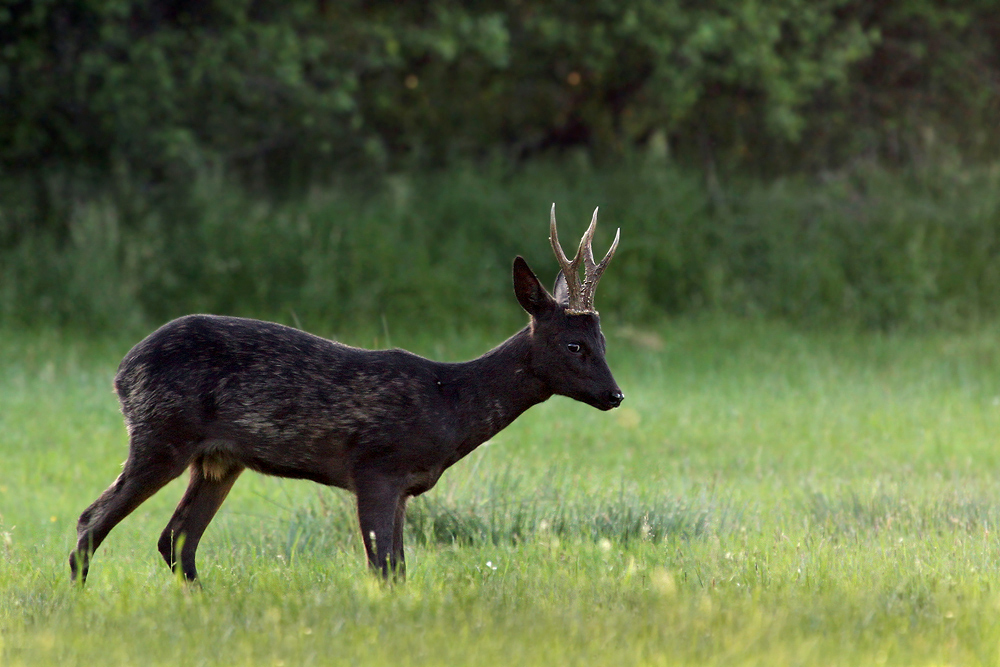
[446,326,548,453]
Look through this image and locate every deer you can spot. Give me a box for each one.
[69,204,623,582]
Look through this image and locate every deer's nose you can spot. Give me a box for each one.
[608,390,624,408]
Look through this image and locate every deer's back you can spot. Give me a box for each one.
[114,315,453,484]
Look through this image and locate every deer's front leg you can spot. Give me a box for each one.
[392,494,408,580]
[355,476,405,580]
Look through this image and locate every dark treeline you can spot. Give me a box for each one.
[2,1,1000,331]
[4,1,999,186]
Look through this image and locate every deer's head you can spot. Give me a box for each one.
[513,204,623,411]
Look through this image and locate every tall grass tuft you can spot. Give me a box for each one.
[264,469,736,558]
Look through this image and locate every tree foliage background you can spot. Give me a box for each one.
[5,0,999,184]
[2,0,1000,330]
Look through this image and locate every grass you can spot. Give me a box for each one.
[5,317,1000,665]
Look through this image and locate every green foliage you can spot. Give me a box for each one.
[3,1,997,330]
[819,0,1000,165]
[3,0,998,185]
[0,0,878,181]
[697,164,1000,328]
[0,0,364,178]
[4,161,1000,332]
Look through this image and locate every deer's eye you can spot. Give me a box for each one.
[566,342,582,354]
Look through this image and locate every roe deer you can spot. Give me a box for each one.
[69,204,623,582]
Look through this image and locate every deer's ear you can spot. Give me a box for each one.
[513,256,557,317]
[552,270,571,307]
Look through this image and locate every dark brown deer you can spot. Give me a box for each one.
[69,205,623,582]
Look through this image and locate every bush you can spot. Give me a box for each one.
[4,160,1000,332]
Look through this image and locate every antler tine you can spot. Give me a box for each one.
[579,209,620,312]
[579,207,599,273]
[584,226,620,305]
[549,203,583,306]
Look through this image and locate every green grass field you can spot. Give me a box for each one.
[4,317,1000,665]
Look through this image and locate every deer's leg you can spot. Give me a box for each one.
[355,477,405,580]
[158,461,243,581]
[70,442,190,583]
[392,494,408,580]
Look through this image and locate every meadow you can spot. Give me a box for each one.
[4,316,1000,665]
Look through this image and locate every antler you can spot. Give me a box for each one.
[549,204,620,314]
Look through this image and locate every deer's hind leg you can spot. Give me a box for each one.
[70,435,191,583]
[158,457,243,581]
